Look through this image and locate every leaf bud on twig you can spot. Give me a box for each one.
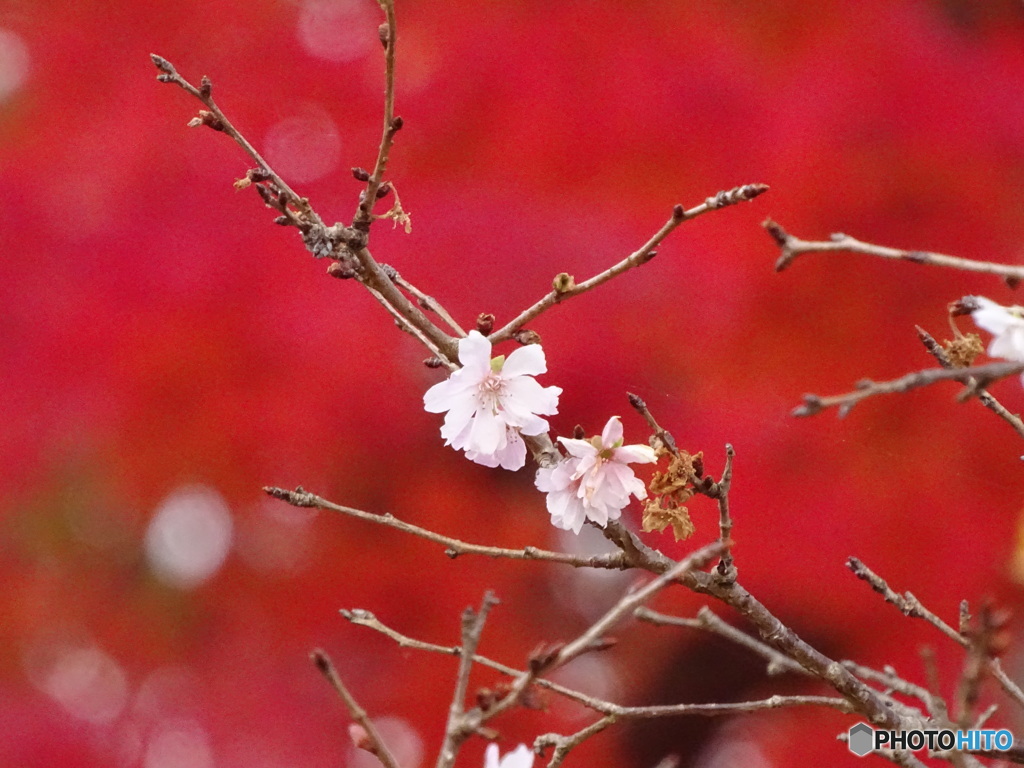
[552,272,575,295]
[512,329,541,346]
[475,313,495,334]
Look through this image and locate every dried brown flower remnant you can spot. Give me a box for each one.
[642,500,695,541]
[643,450,702,541]
[943,333,983,368]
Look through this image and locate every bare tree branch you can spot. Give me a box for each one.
[488,185,768,346]
[764,220,1024,281]
[791,361,1024,420]
[916,326,1024,440]
[263,486,628,570]
[311,649,402,768]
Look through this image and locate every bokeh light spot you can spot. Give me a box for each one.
[145,719,214,768]
[264,107,341,184]
[0,29,30,103]
[24,641,129,724]
[145,486,233,589]
[297,0,374,63]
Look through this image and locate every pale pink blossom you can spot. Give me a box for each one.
[536,416,657,534]
[485,744,534,768]
[424,331,561,470]
[971,296,1024,363]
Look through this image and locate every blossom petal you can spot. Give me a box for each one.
[502,344,548,378]
[500,745,535,768]
[990,325,1024,362]
[457,331,493,377]
[468,405,504,454]
[503,377,561,418]
[972,297,1020,335]
[421,374,473,415]
[600,416,624,448]
[493,431,528,470]
[612,444,657,464]
[556,437,597,459]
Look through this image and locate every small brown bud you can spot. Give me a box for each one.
[572,425,586,439]
[327,262,356,279]
[423,357,445,368]
[528,641,564,673]
[475,687,497,711]
[378,22,390,48]
[672,203,685,220]
[390,116,404,132]
[1006,275,1021,290]
[552,272,575,294]
[199,76,212,98]
[512,329,541,346]
[949,296,980,317]
[352,167,371,182]
[475,313,495,334]
[273,215,290,226]
[150,54,175,73]
[375,182,392,200]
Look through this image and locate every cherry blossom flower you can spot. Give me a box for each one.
[536,416,657,534]
[424,331,561,470]
[485,743,534,768]
[970,296,1024,363]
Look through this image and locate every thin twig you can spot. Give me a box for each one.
[849,558,1024,714]
[151,54,458,363]
[848,557,964,644]
[489,185,768,345]
[355,0,400,230]
[436,593,499,768]
[264,486,628,569]
[550,542,725,669]
[712,445,735,580]
[391,270,467,336]
[917,326,1024,440]
[340,610,856,722]
[311,649,402,768]
[536,718,615,768]
[150,55,317,223]
[764,220,1024,281]
[366,284,458,370]
[636,606,808,677]
[792,361,1024,420]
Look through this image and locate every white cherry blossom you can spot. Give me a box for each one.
[424,331,561,470]
[536,416,657,534]
[970,296,1024,363]
[485,744,534,768]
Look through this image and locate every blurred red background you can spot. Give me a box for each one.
[3,0,1024,766]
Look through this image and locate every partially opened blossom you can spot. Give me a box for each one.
[970,296,1024,363]
[484,743,534,768]
[536,416,657,534]
[423,331,561,470]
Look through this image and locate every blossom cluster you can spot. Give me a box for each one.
[424,332,654,533]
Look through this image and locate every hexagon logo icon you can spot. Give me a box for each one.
[848,723,874,757]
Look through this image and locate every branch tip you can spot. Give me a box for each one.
[150,53,175,74]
